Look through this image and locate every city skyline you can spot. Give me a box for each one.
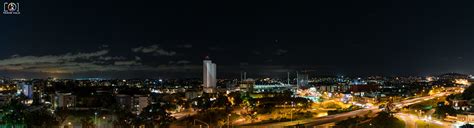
[3,0,474,127]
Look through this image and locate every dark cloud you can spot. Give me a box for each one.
[98,56,126,61]
[132,44,177,56]
[168,60,191,65]
[134,56,141,61]
[274,49,288,55]
[177,44,193,48]
[114,60,142,66]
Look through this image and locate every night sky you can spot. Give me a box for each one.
[1,0,474,78]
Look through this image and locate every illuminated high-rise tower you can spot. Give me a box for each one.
[203,57,216,93]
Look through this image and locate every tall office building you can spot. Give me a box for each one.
[203,57,216,93]
[19,83,33,98]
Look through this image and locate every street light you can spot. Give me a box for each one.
[228,114,231,128]
[290,108,296,122]
[94,112,98,128]
[290,102,295,122]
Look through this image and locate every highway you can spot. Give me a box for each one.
[395,113,451,128]
[241,92,453,128]
[171,111,197,120]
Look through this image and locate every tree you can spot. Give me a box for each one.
[240,93,257,122]
[24,108,58,127]
[462,85,474,100]
[112,105,135,128]
[80,117,94,128]
[54,107,69,125]
[369,112,405,128]
[257,103,275,114]
[137,101,176,127]
[192,93,212,111]
[176,98,189,109]
[212,94,231,112]
[1,98,26,125]
[434,105,459,119]
[228,92,242,106]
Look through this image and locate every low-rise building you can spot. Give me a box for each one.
[185,91,202,100]
[115,94,150,114]
[54,92,76,108]
[132,95,149,115]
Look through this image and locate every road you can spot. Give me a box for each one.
[395,113,451,128]
[241,92,453,127]
[171,110,197,120]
